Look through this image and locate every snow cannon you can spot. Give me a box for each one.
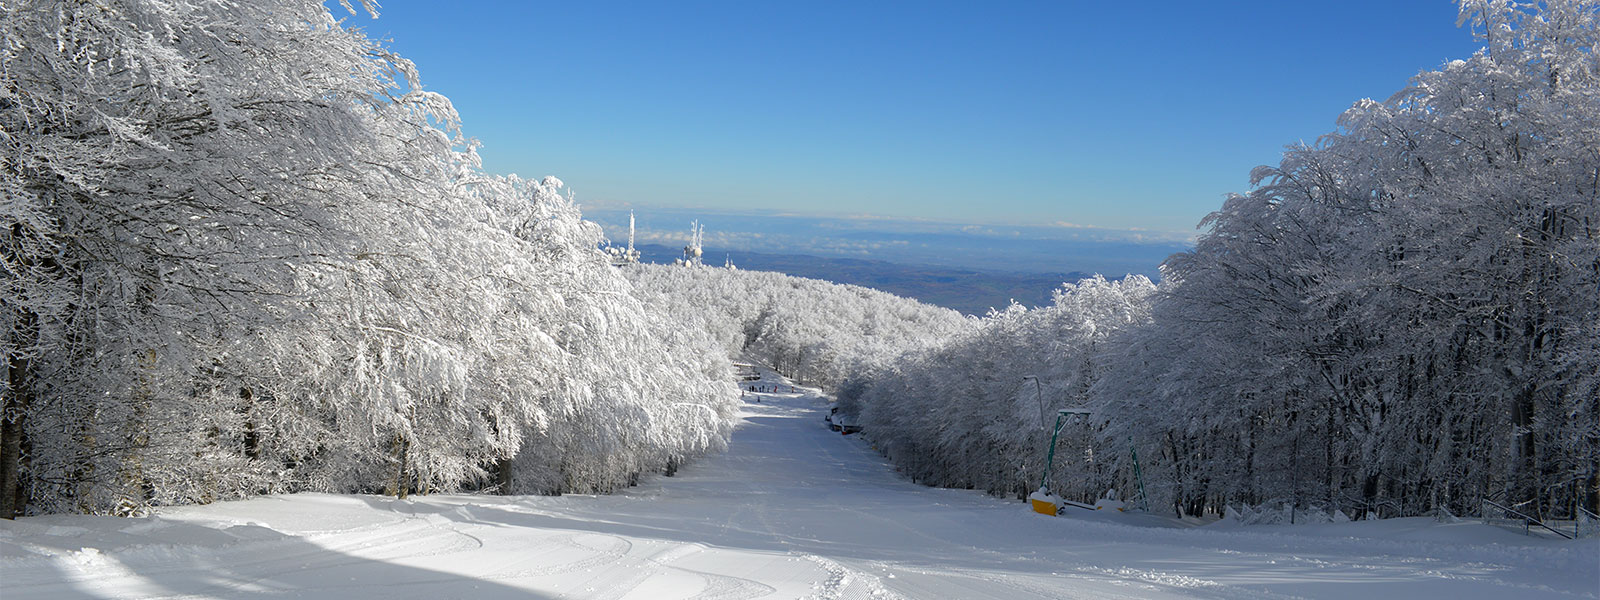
[1093,488,1126,512]
[1029,488,1063,516]
[1093,497,1126,512]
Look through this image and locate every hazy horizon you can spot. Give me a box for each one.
[582,204,1191,279]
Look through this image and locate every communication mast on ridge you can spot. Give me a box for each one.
[605,210,641,266]
[681,220,704,266]
[627,211,637,258]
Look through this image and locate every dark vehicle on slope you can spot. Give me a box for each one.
[825,407,861,435]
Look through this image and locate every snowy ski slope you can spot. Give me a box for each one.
[2,374,1595,599]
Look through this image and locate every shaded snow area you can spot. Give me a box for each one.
[4,377,1595,599]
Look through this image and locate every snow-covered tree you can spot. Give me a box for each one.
[837,0,1597,520]
[2,0,739,516]
[625,263,972,391]
[1096,0,1599,518]
[3,0,449,514]
[843,276,1157,502]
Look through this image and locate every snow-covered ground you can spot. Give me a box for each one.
[3,374,1595,599]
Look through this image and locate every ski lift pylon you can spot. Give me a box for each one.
[1030,408,1088,516]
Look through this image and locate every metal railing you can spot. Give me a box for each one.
[1481,499,1573,539]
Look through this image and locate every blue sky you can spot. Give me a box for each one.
[350,1,1483,236]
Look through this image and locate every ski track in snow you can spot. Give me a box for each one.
[2,369,1596,599]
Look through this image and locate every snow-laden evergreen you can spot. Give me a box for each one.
[1,0,736,516]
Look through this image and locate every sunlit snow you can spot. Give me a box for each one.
[3,372,1592,599]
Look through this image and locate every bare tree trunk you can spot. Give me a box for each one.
[1325,397,1336,509]
[1,315,32,519]
[240,387,259,460]
[1511,380,1538,511]
[2,222,37,519]
[1290,409,1300,524]
[392,434,410,500]
[495,458,513,494]
[1586,470,1599,516]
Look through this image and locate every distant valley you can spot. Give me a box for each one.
[585,206,1188,314]
[582,206,1191,281]
[632,244,1091,316]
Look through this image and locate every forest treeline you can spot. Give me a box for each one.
[1,0,740,517]
[3,0,1595,524]
[835,1,1599,519]
[649,1,1598,520]
[626,265,972,390]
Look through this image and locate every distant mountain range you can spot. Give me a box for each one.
[632,244,1090,316]
[582,206,1192,280]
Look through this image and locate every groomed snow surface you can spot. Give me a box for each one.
[4,372,1596,599]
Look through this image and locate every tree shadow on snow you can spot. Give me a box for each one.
[0,516,551,600]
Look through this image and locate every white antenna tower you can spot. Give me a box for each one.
[684,220,704,266]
